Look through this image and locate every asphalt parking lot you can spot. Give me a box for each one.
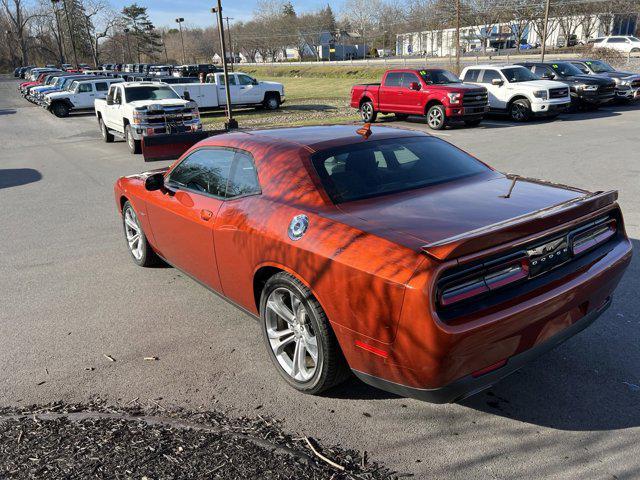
[1,74,639,479]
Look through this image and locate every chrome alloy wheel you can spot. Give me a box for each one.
[511,102,528,121]
[265,287,320,382]
[124,207,144,261]
[427,107,444,128]
[360,102,374,122]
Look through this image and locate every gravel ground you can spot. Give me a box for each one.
[0,402,398,479]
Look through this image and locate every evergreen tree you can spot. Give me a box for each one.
[121,3,161,62]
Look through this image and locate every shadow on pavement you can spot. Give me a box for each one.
[0,168,42,189]
[0,109,16,115]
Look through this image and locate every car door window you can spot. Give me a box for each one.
[237,74,254,86]
[480,70,501,83]
[384,72,403,87]
[95,82,108,92]
[114,87,122,104]
[77,83,93,93]
[219,75,237,86]
[463,69,481,82]
[402,72,420,88]
[168,148,235,198]
[226,151,260,198]
[571,62,590,74]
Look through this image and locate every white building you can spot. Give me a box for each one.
[396,13,638,56]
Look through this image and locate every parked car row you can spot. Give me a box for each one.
[351,59,639,129]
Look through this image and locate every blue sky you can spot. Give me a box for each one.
[111,0,344,28]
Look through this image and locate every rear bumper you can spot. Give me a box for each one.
[354,297,611,403]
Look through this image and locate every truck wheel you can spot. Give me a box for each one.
[509,99,531,122]
[395,113,409,121]
[263,93,280,110]
[260,272,349,395]
[125,125,141,154]
[99,117,114,143]
[464,118,482,127]
[360,101,377,122]
[51,102,70,118]
[426,104,446,130]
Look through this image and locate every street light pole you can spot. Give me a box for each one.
[175,17,186,64]
[123,28,132,63]
[541,0,551,62]
[455,0,461,74]
[211,1,237,130]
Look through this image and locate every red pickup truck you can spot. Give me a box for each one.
[350,68,489,130]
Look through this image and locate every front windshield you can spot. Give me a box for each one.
[69,81,79,91]
[125,86,180,102]
[586,60,614,73]
[630,36,640,42]
[550,62,583,76]
[502,67,539,82]
[420,69,461,84]
[311,136,489,203]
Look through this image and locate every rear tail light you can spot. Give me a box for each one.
[439,256,529,307]
[571,219,617,256]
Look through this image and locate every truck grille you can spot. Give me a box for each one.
[143,106,195,125]
[631,79,640,89]
[598,84,615,97]
[462,90,488,108]
[549,87,569,99]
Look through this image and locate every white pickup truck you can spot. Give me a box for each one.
[460,64,571,121]
[170,72,285,110]
[95,81,202,154]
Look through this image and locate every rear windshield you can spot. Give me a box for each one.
[311,136,489,203]
[124,86,180,102]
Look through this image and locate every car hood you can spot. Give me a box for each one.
[564,74,614,86]
[128,98,192,109]
[509,79,566,89]
[46,91,71,100]
[259,80,284,89]
[596,71,639,80]
[441,83,486,92]
[334,172,587,251]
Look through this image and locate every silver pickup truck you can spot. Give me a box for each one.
[95,81,202,154]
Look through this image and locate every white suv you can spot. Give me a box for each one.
[460,65,571,121]
[592,36,640,53]
[45,77,123,117]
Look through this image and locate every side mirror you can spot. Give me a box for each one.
[409,81,421,91]
[106,95,113,105]
[145,172,165,191]
[182,91,191,101]
[252,79,259,85]
[492,78,504,86]
[542,73,554,80]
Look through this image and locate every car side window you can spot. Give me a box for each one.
[219,75,237,86]
[480,70,500,83]
[463,69,480,82]
[226,151,260,198]
[384,72,403,87]
[114,87,122,104]
[571,62,589,74]
[168,148,235,198]
[402,72,420,88]
[78,83,93,93]
[607,37,625,43]
[95,82,108,92]
[237,74,254,86]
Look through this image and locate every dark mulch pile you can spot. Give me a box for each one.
[0,401,401,479]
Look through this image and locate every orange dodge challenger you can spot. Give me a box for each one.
[114,125,632,402]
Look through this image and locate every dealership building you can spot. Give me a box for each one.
[396,13,638,56]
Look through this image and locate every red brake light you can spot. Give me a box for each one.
[571,219,617,256]
[439,256,529,307]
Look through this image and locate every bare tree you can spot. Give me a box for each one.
[1,0,40,64]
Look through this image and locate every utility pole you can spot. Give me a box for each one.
[212,0,237,130]
[455,0,461,74]
[161,31,169,63]
[175,17,186,64]
[223,16,234,71]
[541,0,551,62]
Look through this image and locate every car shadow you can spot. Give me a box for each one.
[324,374,400,400]
[0,108,16,115]
[0,168,42,189]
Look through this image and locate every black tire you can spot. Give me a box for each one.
[260,272,350,395]
[263,93,280,110]
[121,201,159,267]
[359,100,377,123]
[395,113,409,121]
[463,118,482,127]
[509,98,531,122]
[99,117,114,143]
[426,104,446,130]
[51,102,70,118]
[125,124,141,154]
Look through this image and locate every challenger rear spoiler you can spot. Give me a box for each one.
[142,129,228,162]
[421,190,618,262]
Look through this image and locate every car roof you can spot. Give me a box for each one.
[120,81,169,87]
[465,64,519,69]
[202,125,429,153]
